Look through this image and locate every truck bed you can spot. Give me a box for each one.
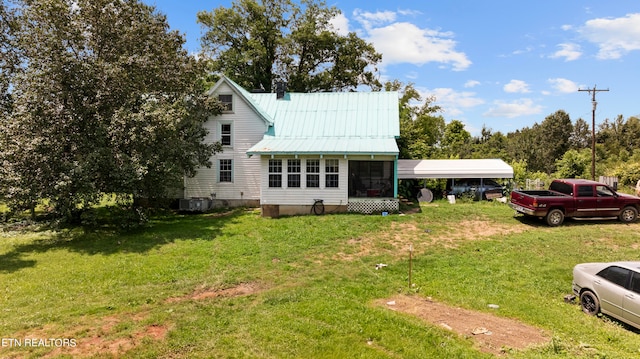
[512,190,569,197]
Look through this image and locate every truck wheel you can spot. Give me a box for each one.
[619,206,638,223]
[545,209,564,226]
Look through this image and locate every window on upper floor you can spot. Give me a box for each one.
[218,94,233,112]
[220,123,232,146]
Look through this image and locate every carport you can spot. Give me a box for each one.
[397,159,514,179]
[397,159,514,201]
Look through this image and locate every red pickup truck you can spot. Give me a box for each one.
[510,179,640,226]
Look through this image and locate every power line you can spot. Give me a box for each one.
[578,85,609,181]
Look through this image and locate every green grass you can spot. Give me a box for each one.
[2,203,640,358]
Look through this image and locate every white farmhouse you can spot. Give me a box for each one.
[184,76,400,217]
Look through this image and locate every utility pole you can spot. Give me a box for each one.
[578,85,609,181]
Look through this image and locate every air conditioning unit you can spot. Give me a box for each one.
[179,198,211,212]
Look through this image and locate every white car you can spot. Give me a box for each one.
[572,261,640,329]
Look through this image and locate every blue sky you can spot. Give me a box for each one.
[145,0,640,136]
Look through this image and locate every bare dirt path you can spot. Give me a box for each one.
[376,294,550,356]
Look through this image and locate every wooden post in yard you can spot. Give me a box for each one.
[409,244,413,289]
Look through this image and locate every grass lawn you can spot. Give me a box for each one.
[2,202,640,358]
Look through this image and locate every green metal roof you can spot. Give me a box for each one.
[245,91,400,156]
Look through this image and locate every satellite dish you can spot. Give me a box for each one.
[418,188,433,203]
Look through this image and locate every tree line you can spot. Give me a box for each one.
[1,0,639,223]
[395,82,640,191]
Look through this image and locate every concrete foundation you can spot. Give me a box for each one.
[261,204,348,218]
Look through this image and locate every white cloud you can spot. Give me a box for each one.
[503,80,530,93]
[420,87,484,116]
[364,21,471,71]
[329,13,350,36]
[483,99,543,118]
[511,46,534,56]
[579,13,640,59]
[547,78,579,93]
[550,43,582,61]
[353,9,396,31]
[464,80,480,88]
[397,9,423,17]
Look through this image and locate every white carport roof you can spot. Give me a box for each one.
[397,159,513,179]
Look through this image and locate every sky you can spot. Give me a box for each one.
[144,0,640,136]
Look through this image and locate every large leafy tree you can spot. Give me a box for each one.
[385,80,444,159]
[569,118,591,150]
[506,110,572,174]
[197,0,381,92]
[0,0,18,114]
[537,110,573,173]
[506,126,540,172]
[0,0,221,220]
[441,120,472,158]
[555,149,591,179]
[472,126,508,160]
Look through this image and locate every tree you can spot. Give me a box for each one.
[506,110,572,174]
[597,115,625,157]
[0,0,221,220]
[537,110,573,173]
[569,118,591,150]
[621,116,640,153]
[472,126,507,160]
[0,0,19,115]
[555,149,591,179]
[197,0,381,93]
[385,80,443,159]
[441,120,471,158]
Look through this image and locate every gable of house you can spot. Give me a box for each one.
[183,78,270,204]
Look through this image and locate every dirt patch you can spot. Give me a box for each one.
[334,217,530,261]
[3,312,171,359]
[376,295,549,356]
[1,283,263,358]
[165,282,263,303]
[53,322,169,358]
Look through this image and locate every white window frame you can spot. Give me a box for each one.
[325,159,339,188]
[306,159,320,188]
[219,121,233,147]
[218,159,233,183]
[287,159,301,188]
[268,159,282,188]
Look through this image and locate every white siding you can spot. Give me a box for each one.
[260,156,349,206]
[184,82,267,200]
